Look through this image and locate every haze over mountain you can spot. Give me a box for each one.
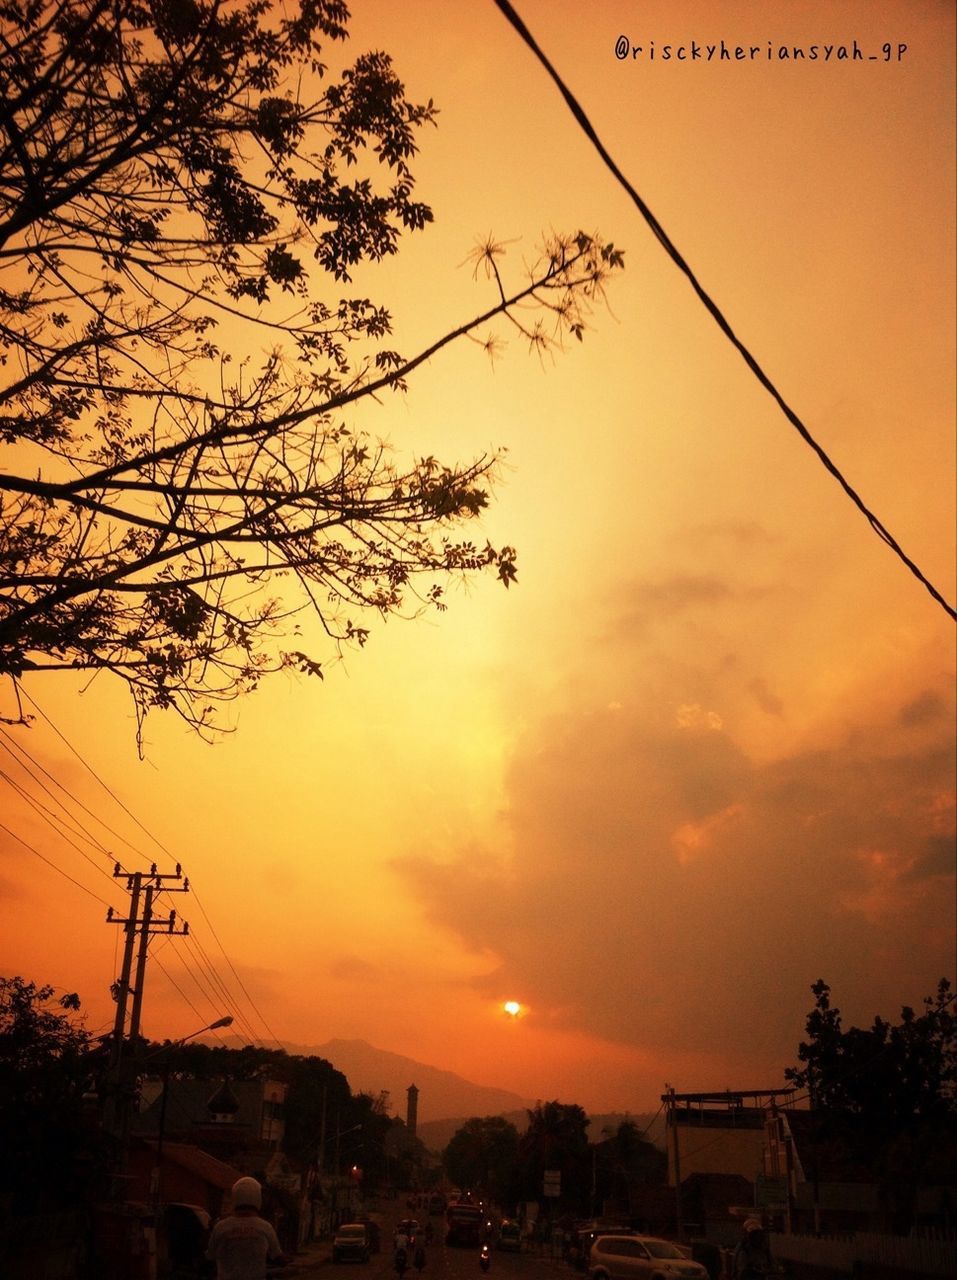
[280,1037,665,1154]
[295,1038,534,1124]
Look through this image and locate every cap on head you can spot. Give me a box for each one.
[232,1176,262,1210]
[743,1218,763,1233]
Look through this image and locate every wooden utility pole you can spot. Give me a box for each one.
[104,863,189,1194]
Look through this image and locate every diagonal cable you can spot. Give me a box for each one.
[493,0,955,622]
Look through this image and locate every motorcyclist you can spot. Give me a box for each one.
[205,1177,285,1279]
[479,1243,491,1272]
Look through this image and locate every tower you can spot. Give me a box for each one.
[406,1083,419,1139]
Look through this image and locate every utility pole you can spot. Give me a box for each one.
[665,1085,683,1243]
[103,871,142,1140]
[104,862,189,1196]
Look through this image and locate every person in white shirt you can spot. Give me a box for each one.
[206,1176,285,1280]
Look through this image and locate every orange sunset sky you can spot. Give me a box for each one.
[1,0,954,1119]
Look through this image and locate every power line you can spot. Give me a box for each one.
[0,725,153,870]
[182,929,263,1047]
[493,0,956,623]
[9,685,288,1052]
[14,683,176,857]
[0,767,128,892]
[0,817,114,907]
[189,886,288,1051]
[150,949,232,1043]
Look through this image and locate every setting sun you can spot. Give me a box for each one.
[503,1001,522,1018]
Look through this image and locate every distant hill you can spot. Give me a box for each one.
[290,1038,533,1125]
[273,1037,665,1152]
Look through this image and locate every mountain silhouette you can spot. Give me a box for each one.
[293,1037,534,1124]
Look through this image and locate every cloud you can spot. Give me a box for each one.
[391,693,956,1083]
[329,955,381,981]
[898,690,947,728]
[747,676,785,718]
[675,521,777,549]
[902,833,957,882]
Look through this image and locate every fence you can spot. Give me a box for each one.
[770,1229,957,1278]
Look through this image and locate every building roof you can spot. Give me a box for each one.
[144,1140,244,1191]
[133,1077,282,1136]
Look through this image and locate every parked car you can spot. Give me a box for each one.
[333,1223,371,1263]
[589,1234,708,1280]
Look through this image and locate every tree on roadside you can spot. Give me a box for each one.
[0,0,623,741]
[593,1118,665,1215]
[517,1100,590,1216]
[784,978,956,1233]
[0,975,107,1209]
[785,978,956,1120]
[443,1114,520,1207]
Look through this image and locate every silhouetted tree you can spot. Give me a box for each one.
[518,1100,591,1216]
[0,975,108,1210]
[593,1119,666,1215]
[785,978,956,1233]
[0,0,623,741]
[443,1115,520,1206]
[785,978,956,1119]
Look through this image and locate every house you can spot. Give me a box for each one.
[764,1106,957,1236]
[126,1139,243,1216]
[680,1173,755,1246]
[132,1075,287,1169]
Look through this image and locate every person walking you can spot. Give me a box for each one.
[205,1176,285,1279]
[733,1219,773,1279]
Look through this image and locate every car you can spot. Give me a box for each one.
[333,1223,371,1263]
[497,1220,522,1252]
[588,1234,708,1280]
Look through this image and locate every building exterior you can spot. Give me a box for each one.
[126,1139,242,1215]
[132,1075,287,1169]
[661,1088,798,1240]
[763,1105,957,1236]
[662,1089,796,1187]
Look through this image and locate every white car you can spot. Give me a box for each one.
[588,1234,708,1280]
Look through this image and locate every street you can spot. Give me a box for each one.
[284,1205,564,1280]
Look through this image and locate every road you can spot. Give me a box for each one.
[285,1205,563,1280]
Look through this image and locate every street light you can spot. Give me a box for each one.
[151,1016,234,1204]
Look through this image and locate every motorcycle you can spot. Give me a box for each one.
[479,1245,491,1273]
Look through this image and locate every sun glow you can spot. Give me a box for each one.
[503,1001,521,1018]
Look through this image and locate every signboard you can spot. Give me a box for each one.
[756,1174,788,1207]
[543,1169,561,1198]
